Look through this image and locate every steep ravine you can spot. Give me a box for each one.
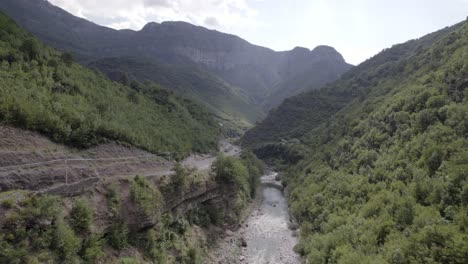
[207,171,300,264]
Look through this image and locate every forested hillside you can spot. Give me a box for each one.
[0,12,219,158]
[244,21,465,157]
[89,57,264,130]
[0,0,352,115]
[246,20,468,263]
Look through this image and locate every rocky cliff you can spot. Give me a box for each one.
[0,0,353,110]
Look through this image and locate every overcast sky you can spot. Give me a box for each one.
[48,0,468,65]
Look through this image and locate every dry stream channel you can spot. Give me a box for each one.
[208,171,300,264]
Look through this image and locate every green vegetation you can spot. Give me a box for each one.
[212,151,265,216]
[69,199,93,233]
[107,221,129,251]
[169,163,192,192]
[0,195,91,263]
[130,175,162,218]
[0,12,219,158]
[246,21,468,263]
[105,182,121,215]
[0,143,263,264]
[243,21,465,158]
[90,57,264,133]
[1,198,14,209]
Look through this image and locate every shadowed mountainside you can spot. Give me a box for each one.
[244,19,468,263]
[0,0,352,117]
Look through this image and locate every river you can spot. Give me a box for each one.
[207,171,300,264]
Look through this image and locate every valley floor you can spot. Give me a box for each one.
[207,171,300,264]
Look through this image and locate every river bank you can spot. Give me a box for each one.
[206,171,300,264]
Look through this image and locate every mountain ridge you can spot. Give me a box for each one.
[243,20,466,150]
[0,0,352,113]
[243,19,468,263]
[0,11,219,158]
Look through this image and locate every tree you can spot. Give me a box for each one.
[69,200,93,233]
[119,72,130,86]
[53,221,81,261]
[61,52,74,66]
[20,38,41,61]
[107,221,128,250]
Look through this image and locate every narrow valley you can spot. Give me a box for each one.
[208,172,300,264]
[0,1,467,263]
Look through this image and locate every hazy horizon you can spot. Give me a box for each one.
[48,0,468,65]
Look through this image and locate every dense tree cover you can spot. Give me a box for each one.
[0,0,352,115]
[243,21,465,156]
[0,195,102,263]
[0,182,202,263]
[248,21,468,263]
[212,151,265,217]
[0,12,219,158]
[89,57,264,131]
[0,149,265,263]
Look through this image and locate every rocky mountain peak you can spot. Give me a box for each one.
[312,45,347,63]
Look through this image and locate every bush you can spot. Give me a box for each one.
[69,200,93,233]
[52,221,81,262]
[426,95,446,109]
[81,233,104,263]
[240,151,265,197]
[119,257,140,264]
[107,221,129,251]
[60,52,73,66]
[1,199,14,209]
[170,163,190,192]
[106,182,121,214]
[130,176,162,218]
[20,38,41,61]
[212,155,249,195]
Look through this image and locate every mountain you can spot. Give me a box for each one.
[263,46,352,110]
[0,11,219,158]
[0,0,352,115]
[243,21,465,152]
[88,57,264,132]
[0,12,267,264]
[244,20,468,263]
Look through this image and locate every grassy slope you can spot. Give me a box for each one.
[248,21,468,263]
[0,12,219,158]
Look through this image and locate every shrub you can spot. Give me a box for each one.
[170,163,189,192]
[212,155,249,195]
[1,199,14,209]
[416,109,437,132]
[107,221,129,251]
[69,200,93,233]
[119,257,140,264]
[60,52,73,67]
[52,221,81,262]
[426,95,446,109]
[20,38,41,61]
[81,233,104,263]
[106,182,121,214]
[130,176,162,217]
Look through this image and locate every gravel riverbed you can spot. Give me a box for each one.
[206,171,300,264]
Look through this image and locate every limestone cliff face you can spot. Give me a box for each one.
[159,30,351,104]
[0,0,353,109]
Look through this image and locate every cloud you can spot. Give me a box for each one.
[143,0,172,7]
[48,0,260,32]
[204,16,220,27]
